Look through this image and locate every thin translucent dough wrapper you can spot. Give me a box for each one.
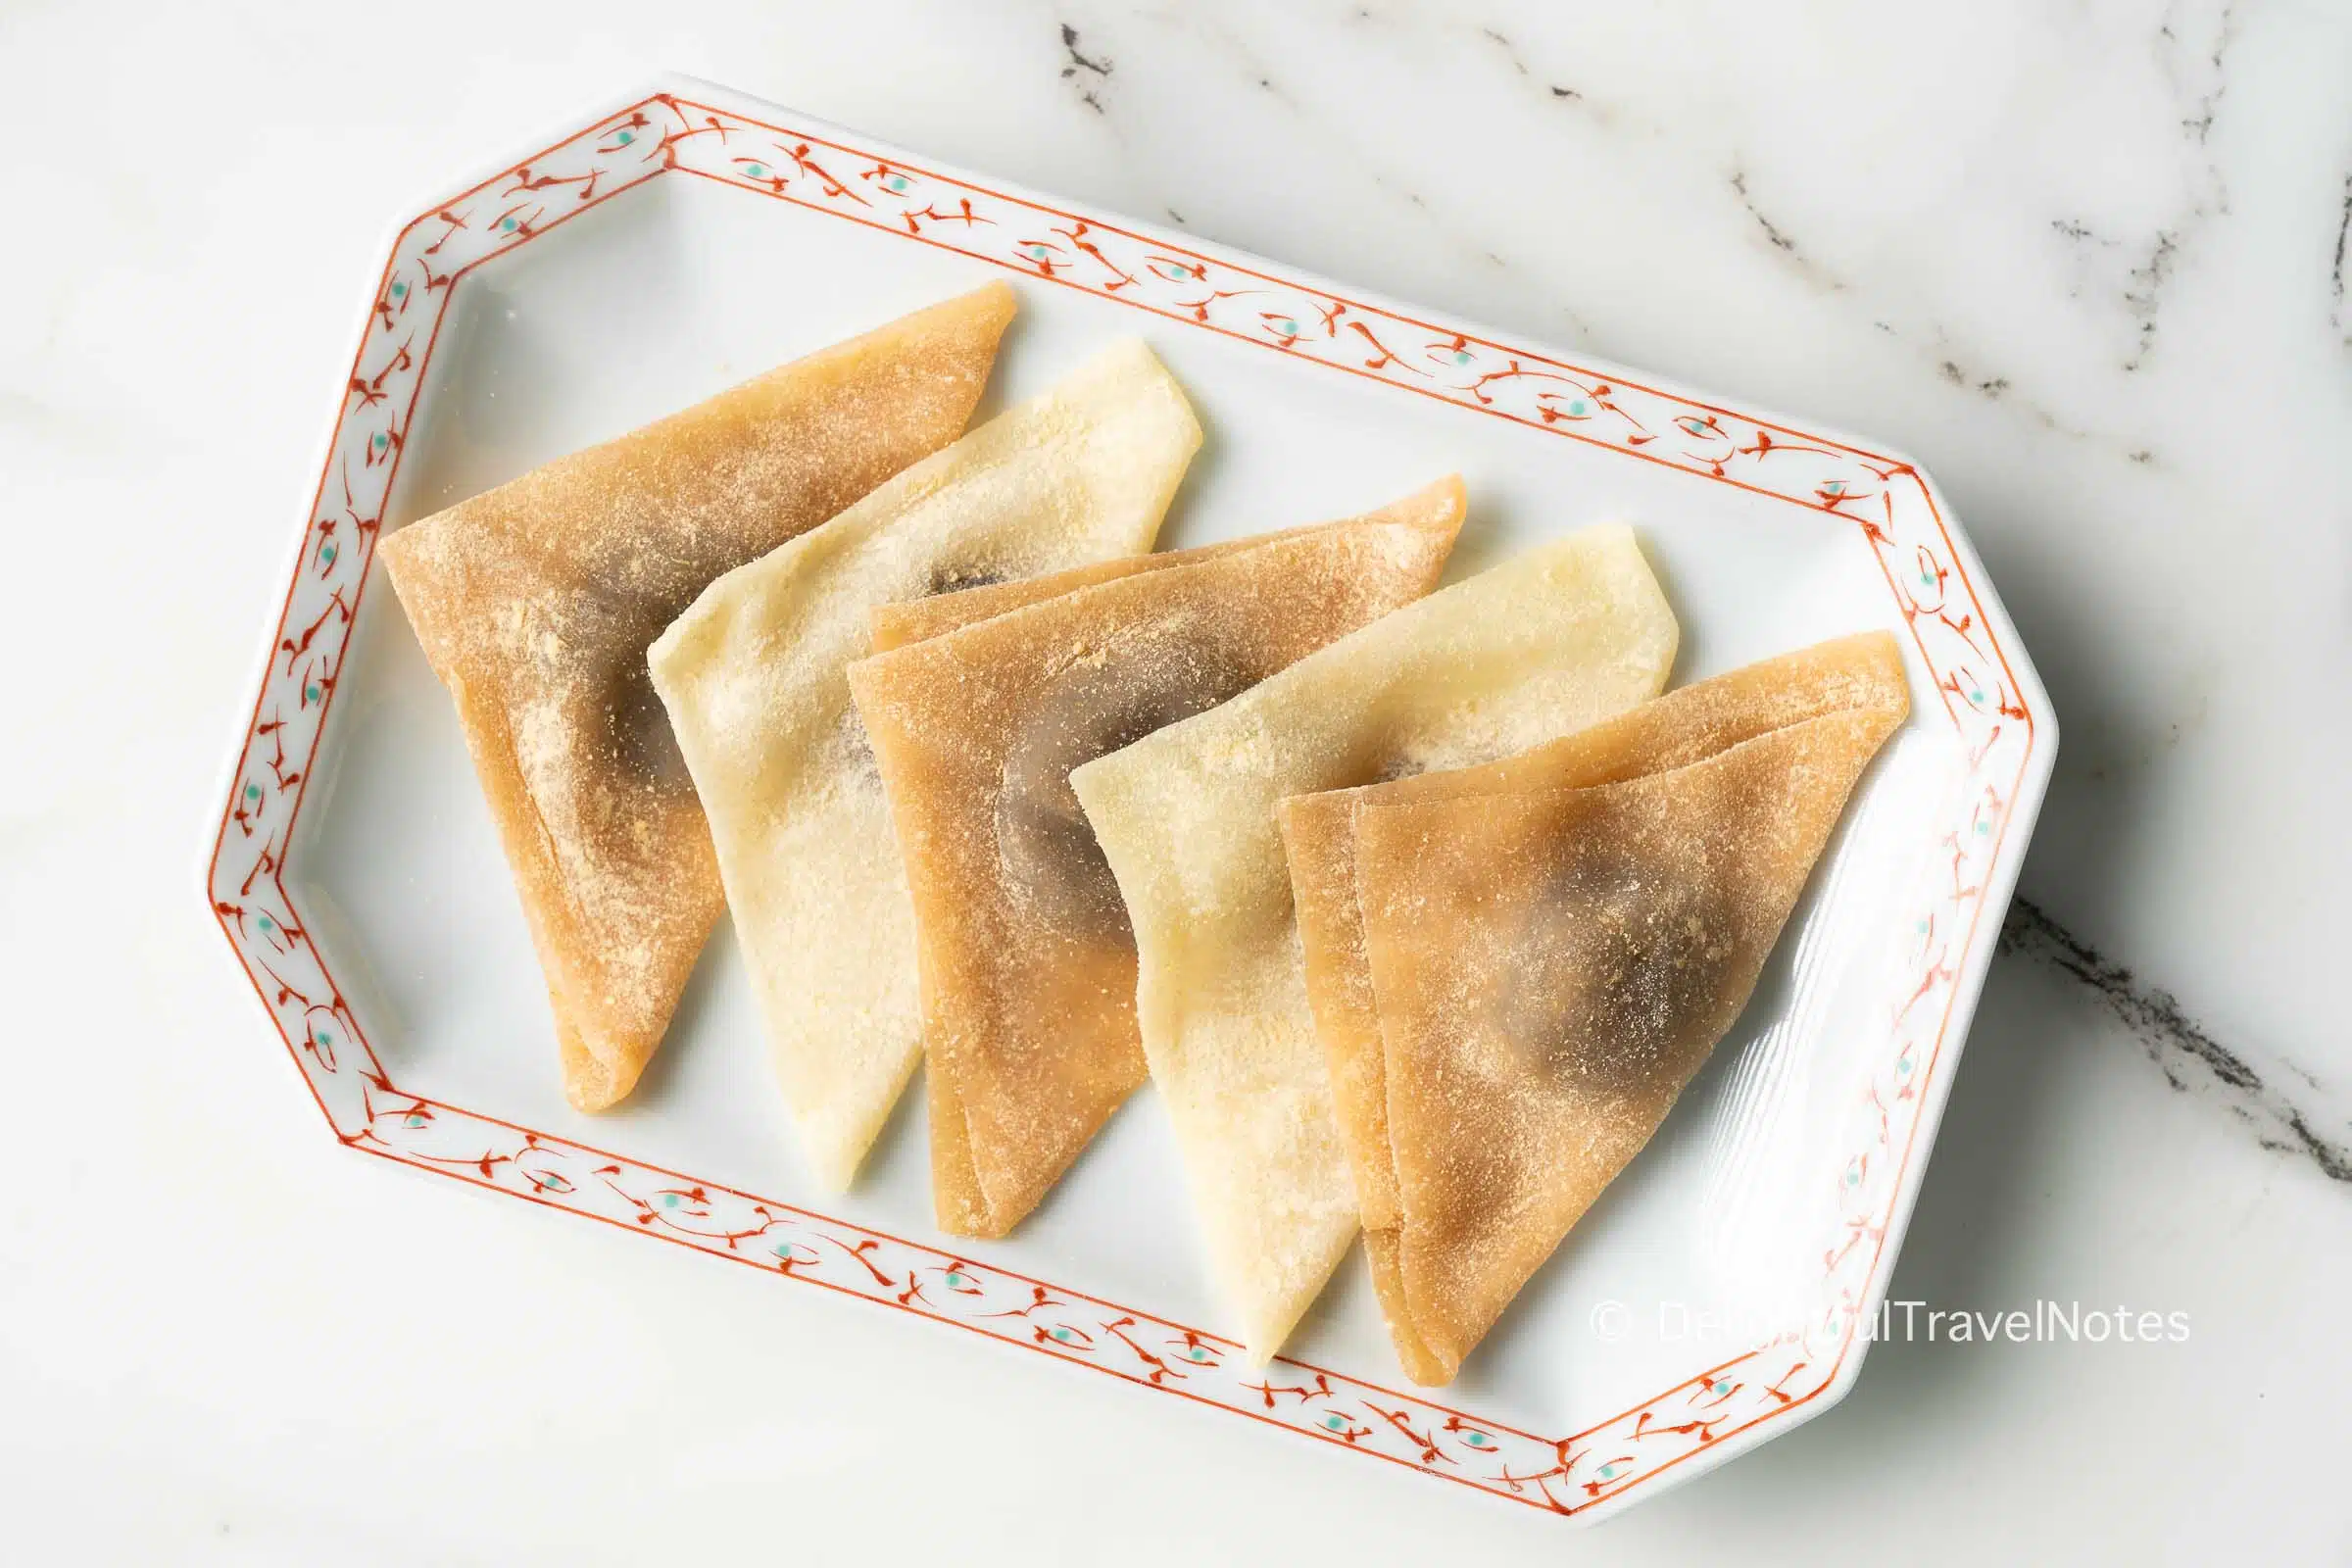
[850,479,1465,1236]
[647,339,1200,1189]
[863,513,1366,653]
[871,515,1444,1227]
[377,283,1016,1110]
[1069,526,1678,1359]
[1279,631,1908,1383]
[1358,688,1906,1383]
[872,555,1195,651]
[878,543,1282,1231]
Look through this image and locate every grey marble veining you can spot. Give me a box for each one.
[2002,899,2347,1183]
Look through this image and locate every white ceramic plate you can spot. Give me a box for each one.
[207,76,2055,1523]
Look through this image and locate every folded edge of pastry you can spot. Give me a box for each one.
[865,483,1464,654]
[1281,632,1907,1275]
[1323,632,1909,1383]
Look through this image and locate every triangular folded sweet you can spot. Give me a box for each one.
[645,339,1201,1189]
[1280,631,1908,1382]
[1069,526,1678,1360]
[848,478,1466,1236]
[380,283,1016,1110]
[1347,635,1908,1384]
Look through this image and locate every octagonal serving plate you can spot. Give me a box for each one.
[206,76,2053,1523]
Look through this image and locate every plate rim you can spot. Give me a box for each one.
[201,74,2058,1523]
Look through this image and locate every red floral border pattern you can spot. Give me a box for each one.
[207,91,2039,1520]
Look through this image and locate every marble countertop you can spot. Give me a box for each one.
[3,0,2346,1558]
